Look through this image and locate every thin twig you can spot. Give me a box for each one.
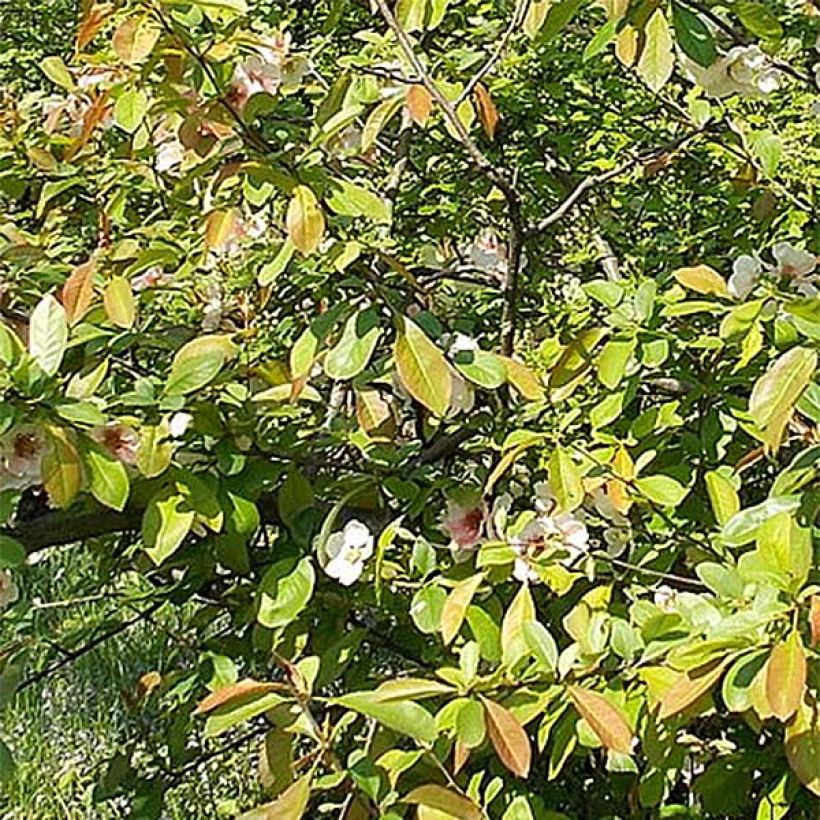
[372,0,525,356]
[456,0,532,105]
[526,129,704,237]
[18,601,163,693]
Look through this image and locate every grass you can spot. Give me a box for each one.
[0,545,263,818]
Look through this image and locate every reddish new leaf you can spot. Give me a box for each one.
[568,686,634,754]
[195,679,280,714]
[482,696,531,777]
[474,83,500,141]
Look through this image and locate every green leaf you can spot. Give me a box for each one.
[29,294,67,375]
[0,738,15,785]
[522,621,558,672]
[752,132,782,178]
[326,180,391,224]
[394,317,451,416]
[361,95,404,153]
[114,89,148,134]
[671,2,716,67]
[203,690,285,737]
[721,495,801,546]
[501,583,535,669]
[637,9,674,92]
[83,443,130,511]
[165,335,236,396]
[454,349,506,389]
[735,2,783,41]
[323,309,381,380]
[634,475,688,507]
[541,0,585,43]
[40,56,75,91]
[0,536,26,568]
[331,692,437,744]
[583,18,619,62]
[257,558,315,629]
[705,470,740,526]
[142,493,194,564]
[597,337,636,389]
[548,447,583,513]
[258,240,295,286]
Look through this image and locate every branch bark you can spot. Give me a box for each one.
[371,0,525,356]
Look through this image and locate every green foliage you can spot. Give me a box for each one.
[0,0,818,817]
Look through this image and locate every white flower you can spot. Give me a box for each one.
[533,481,554,514]
[653,585,677,611]
[169,412,193,438]
[772,242,817,296]
[201,279,223,332]
[91,423,139,464]
[512,512,590,584]
[465,229,507,276]
[448,333,479,356]
[323,520,374,586]
[728,254,763,300]
[686,46,779,99]
[0,571,18,609]
[228,35,306,111]
[441,500,485,551]
[155,139,184,173]
[0,426,46,492]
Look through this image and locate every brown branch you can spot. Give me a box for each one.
[372,0,525,356]
[18,600,163,693]
[526,129,705,237]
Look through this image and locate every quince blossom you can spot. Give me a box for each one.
[0,426,46,492]
[441,499,485,552]
[228,34,306,112]
[0,571,19,610]
[512,511,590,584]
[91,423,139,464]
[323,520,374,586]
[685,46,779,99]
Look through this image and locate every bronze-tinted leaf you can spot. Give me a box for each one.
[810,596,820,649]
[195,679,280,714]
[406,84,432,126]
[62,258,97,324]
[394,317,452,416]
[474,83,499,140]
[76,3,112,51]
[482,696,531,777]
[765,632,806,722]
[568,686,634,754]
[658,660,727,720]
[784,698,820,797]
[112,15,160,65]
[403,784,482,820]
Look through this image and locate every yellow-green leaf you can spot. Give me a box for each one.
[548,447,584,513]
[673,265,729,298]
[103,277,136,329]
[705,470,740,526]
[112,15,160,65]
[765,631,806,722]
[785,697,820,797]
[658,660,727,719]
[637,9,674,92]
[749,347,816,452]
[441,574,483,646]
[403,785,482,820]
[287,186,325,255]
[42,427,82,508]
[394,317,452,416]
